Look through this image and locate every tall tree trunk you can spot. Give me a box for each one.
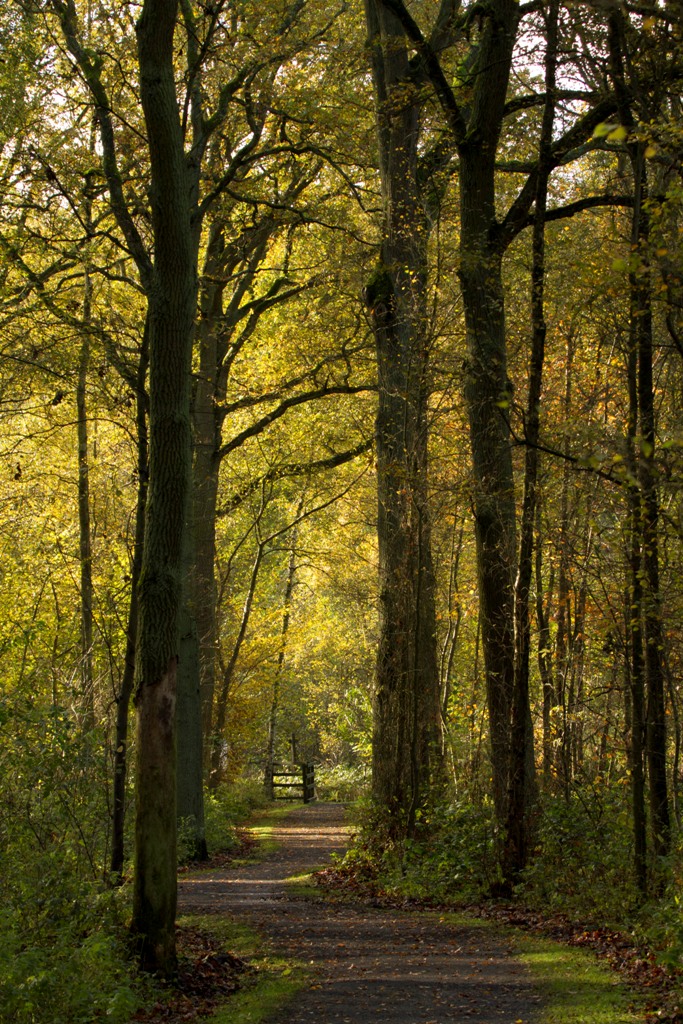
[609,9,670,884]
[536,499,555,785]
[622,145,648,899]
[632,163,670,863]
[131,0,197,975]
[457,0,520,825]
[77,265,94,729]
[503,0,558,882]
[627,469,648,897]
[193,221,224,769]
[364,0,442,831]
[555,335,573,798]
[111,332,149,881]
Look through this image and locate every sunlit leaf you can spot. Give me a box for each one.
[606,125,628,143]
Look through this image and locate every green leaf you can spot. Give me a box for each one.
[607,125,628,142]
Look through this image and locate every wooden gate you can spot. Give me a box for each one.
[270,762,315,803]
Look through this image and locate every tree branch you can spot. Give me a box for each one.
[48,0,153,290]
[216,383,374,461]
[497,94,619,249]
[508,193,634,236]
[218,436,374,516]
[378,0,468,143]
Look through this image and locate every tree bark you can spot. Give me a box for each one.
[375,0,617,846]
[131,0,197,975]
[110,331,149,881]
[365,0,442,831]
[176,529,208,860]
[609,8,670,885]
[503,0,558,882]
[627,432,648,898]
[634,171,671,864]
[457,0,520,825]
[192,220,224,768]
[536,502,554,785]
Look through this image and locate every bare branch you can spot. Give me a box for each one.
[218,436,374,516]
[216,383,374,462]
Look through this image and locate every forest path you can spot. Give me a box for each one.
[177,803,542,1024]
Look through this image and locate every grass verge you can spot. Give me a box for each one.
[515,933,645,1024]
[244,803,301,861]
[203,971,307,1024]
[178,913,310,1024]
[440,913,645,1024]
[283,868,327,899]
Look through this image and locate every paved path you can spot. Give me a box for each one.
[178,803,542,1024]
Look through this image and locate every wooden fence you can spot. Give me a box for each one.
[270,762,316,803]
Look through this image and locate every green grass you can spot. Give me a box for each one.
[242,802,305,861]
[515,932,645,1024]
[179,913,310,1024]
[283,869,325,899]
[438,913,645,1024]
[203,971,307,1024]
[178,915,260,956]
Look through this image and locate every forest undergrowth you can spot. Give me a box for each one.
[0,700,270,1024]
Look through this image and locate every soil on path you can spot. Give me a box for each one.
[177,803,542,1024]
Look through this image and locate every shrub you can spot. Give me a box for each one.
[0,878,141,1024]
[519,783,638,922]
[396,799,501,902]
[315,764,370,803]
[341,795,500,903]
[0,694,145,1023]
[204,777,271,853]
